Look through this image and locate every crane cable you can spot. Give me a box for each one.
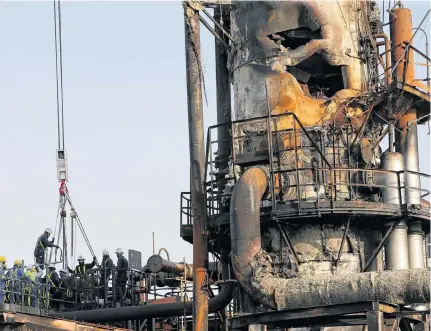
[54,0,65,150]
[51,1,96,266]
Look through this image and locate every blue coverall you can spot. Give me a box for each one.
[7,266,23,304]
[0,266,6,304]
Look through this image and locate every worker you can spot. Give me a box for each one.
[68,255,97,276]
[115,248,128,302]
[34,228,59,270]
[23,265,37,307]
[0,257,7,304]
[7,260,23,304]
[52,268,70,309]
[99,249,114,301]
[42,264,60,309]
[59,268,68,279]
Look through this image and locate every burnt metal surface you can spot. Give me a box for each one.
[214,6,232,175]
[181,1,430,329]
[229,0,373,124]
[229,167,430,310]
[229,168,275,308]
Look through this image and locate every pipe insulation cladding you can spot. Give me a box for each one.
[230,167,430,310]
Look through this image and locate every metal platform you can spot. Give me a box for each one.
[0,304,132,331]
[229,301,428,331]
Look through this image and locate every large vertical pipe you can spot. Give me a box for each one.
[408,220,428,311]
[391,7,421,207]
[391,8,423,275]
[183,3,208,331]
[379,152,405,205]
[408,220,425,269]
[388,124,395,152]
[398,109,422,207]
[214,7,232,171]
[385,220,410,270]
[390,7,414,84]
[427,233,431,267]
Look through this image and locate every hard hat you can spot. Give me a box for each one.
[78,255,85,261]
[60,268,67,273]
[48,264,56,269]
[45,228,52,235]
[102,249,109,255]
[0,256,6,263]
[26,265,33,271]
[14,260,22,266]
[115,248,124,255]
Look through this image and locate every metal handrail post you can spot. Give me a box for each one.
[293,119,301,212]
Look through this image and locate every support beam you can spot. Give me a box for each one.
[183,3,209,331]
[366,311,384,331]
[214,7,232,176]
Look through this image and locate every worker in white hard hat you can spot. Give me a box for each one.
[59,268,68,278]
[99,249,114,300]
[68,255,97,276]
[33,228,59,270]
[42,264,60,309]
[115,248,128,302]
[51,268,70,309]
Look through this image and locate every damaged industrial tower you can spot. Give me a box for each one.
[1,1,430,331]
[179,0,431,330]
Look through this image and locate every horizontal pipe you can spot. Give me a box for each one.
[230,168,430,310]
[147,254,193,279]
[51,279,234,323]
[146,255,219,281]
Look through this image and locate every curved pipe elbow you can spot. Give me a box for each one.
[229,167,277,309]
[229,167,430,311]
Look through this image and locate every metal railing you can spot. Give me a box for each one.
[0,267,150,312]
[180,192,192,226]
[180,111,430,227]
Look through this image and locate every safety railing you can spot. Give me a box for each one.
[393,40,431,94]
[0,267,150,312]
[179,111,430,229]
[201,112,430,219]
[180,192,192,226]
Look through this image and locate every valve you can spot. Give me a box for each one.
[56,149,69,182]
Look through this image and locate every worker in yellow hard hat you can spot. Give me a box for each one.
[23,265,37,307]
[7,260,23,304]
[0,256,7,304]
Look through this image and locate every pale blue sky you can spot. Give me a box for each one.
[0,1,429,268]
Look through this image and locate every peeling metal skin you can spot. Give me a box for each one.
[273,267,430,309]
[230,167,431,311]
[229,1,366,121]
